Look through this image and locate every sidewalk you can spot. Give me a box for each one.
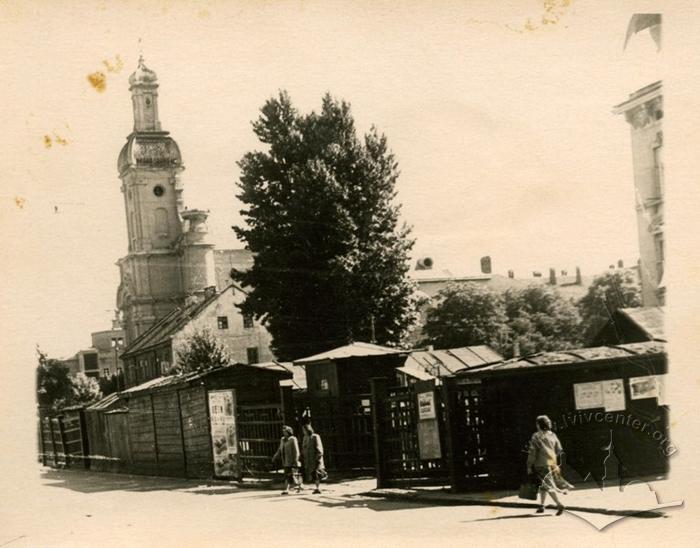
[364,478,682,519]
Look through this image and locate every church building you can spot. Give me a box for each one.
[115,58,274,385]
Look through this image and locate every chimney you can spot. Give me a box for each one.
[508,269,514,279]
[549,268,557,285]
[609,264,615,270]
[575,266,582,285]
[415,257,434,270]
[480,256,492,274]
[561,270,567,277]
[533,271,542,278]
[617,259,624,268]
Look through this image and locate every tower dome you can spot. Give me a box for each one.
[129,55,158,87]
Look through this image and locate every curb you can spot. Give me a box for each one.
[361,490,666,518]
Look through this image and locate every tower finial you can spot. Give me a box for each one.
[138,54,145,68]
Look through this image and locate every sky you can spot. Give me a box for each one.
[0,1,668,360]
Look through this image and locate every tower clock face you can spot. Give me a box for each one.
[153,185,165,197]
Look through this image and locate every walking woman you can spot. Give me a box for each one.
[526,415,573,515]
[272,425,302,495]
[301,420,327,494]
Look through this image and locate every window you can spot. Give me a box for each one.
[83,353,98,370]
[654,234,665,280]
[243,313,254,329]
[217,316,229,329]
[153,184,164,197]
[246,347,259,364]
[318,378,329,391]
[154,207,169,238]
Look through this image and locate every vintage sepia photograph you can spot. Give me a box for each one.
[1,1,698,546]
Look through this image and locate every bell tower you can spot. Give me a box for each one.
[116,57,186,343]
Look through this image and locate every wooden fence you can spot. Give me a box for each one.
[39,409,89,469]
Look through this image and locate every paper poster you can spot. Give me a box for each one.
[208,389,239,478]
[417,391,436,420]
[655,375,668,405]
[629,376,658,400]
[602,379,626,412]
[574,381,604,410]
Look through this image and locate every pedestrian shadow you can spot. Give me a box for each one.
[463,512,552,523]
[297,494,444,512]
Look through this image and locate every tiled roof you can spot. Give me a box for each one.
[294,342,408,365]
[120,290,223,359]
[85,392,124,412]
[457,341,665,377]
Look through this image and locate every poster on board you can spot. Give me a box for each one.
[602,379,626,412]
[629,376,658,400]
[417,391,437,420]
[208,389,240,478]
[655,375,667,405]
[574,381,604,410]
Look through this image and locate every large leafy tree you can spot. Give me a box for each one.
[421,284,508,350]
[503,285,582,358]
[578,270,642,344]
[233,92,418,360]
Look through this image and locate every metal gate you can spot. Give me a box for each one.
[236,403,284,477]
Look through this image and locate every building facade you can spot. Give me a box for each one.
[614,81,664,306]
[59,324,125,380]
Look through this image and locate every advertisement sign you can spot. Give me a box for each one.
[417,391,437,420]
[415,386,441,460]
[655,375,668,405]
[208,389,240,478]
[574,381,604,410]
[629,376,659,400]
[602,379,626,412]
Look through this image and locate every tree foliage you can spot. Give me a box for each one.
[173,328,231,374]
[578,270,642,344]
[36,347,102,411]
[36,346,73,410]
[233,92,418,360]
[421,284,507,350]
[503,285,581,357]
[71,373,103,406]
[421,283,583,358]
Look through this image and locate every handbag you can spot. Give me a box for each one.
[518,473,539,500]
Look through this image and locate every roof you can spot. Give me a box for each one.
[410,268,490,283]
[618,307,665,341]
[294,342,408,365]
[396,363,435,381]
[121,362,292,396]
[262,361,308,390]
[457,341,665,378]
[85,392,123,412]
[404,346,504,378]
[120,290,222,359]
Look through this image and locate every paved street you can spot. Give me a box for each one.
[1,467,691,547]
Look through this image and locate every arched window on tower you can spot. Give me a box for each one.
[155,208,169,239]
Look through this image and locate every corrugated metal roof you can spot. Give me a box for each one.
[458,341,665,376]
[396,363,434,381]
[294,342,408,365]
[402,346,504,379]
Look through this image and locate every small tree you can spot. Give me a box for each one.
[71,373,103,406]
[36,346,72,411]
[173,328,231,375]
[421,284,508,349]
[578,271,642,344]
[503,285,582,358]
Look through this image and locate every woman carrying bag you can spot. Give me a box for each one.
[526,415,573,515]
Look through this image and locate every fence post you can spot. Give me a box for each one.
[370,377,389,489]
[57,416,67,468]
[280,385,295,430]
[441,377,466,493]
